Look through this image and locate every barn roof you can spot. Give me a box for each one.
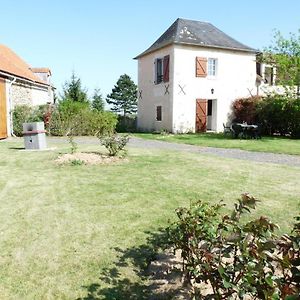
[0,44,50,85]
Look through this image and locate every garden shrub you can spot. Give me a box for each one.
[48,100,90,136]
[116,115,137,132]
[168,194,300,299]
[286,97,300,138]
[12,105,46,136]
[99,134,129,156]
[49,100,117,137]
[231,95,300,138]
[87,110,118,137]
[231,96,262,124]
[257,95,291,136]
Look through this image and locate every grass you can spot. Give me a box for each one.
[0,138,299,299]
[134,132,300,155]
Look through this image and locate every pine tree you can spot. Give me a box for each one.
[61,71,88,103]
[92,89,105,111]
[106,74,137,116]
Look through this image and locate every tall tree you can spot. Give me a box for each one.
[106,74,137,116]
[263,29,300,97]
[92,89,105,111]
[61,71,88,102]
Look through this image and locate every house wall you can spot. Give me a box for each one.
[137,45,174,132]
[172,45,257,132]
[31,85,53,106]
[11,81,53,108]
[2,79,54,136]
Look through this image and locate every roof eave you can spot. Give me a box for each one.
[134,41,259,60]
[174,41,259,54]
[133,42,173,60]
[0,69,51,87]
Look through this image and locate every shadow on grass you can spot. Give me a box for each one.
[77,229,175,300]
[9,147,25,150]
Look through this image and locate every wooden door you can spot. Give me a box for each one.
[195,99,207,132]
[0,78,7,139]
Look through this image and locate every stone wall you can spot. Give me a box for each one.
[11,81,53,108]
[11,82,32,107]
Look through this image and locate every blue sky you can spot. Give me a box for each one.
[0,0,299,100]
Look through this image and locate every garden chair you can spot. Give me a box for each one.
[223,123,232,135]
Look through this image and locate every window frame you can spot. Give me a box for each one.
[207,58,218,77]
[154,55,169,85]
[155,58,163,84]
[156,105,162,121]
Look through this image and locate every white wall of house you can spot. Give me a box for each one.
[31,85,53,106]
[137,45,174,132]
[172,45,257,132]
[137,45,257,133]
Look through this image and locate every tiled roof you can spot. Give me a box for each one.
[135,18,258,59]
[0,44,50,85]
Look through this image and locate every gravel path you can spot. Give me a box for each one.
[45,136,300,168]
[128,137,300,167]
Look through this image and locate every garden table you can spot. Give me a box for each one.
[231,123,260,139]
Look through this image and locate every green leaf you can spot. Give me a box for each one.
[271,293,280,300]
[218,265,225,276]
[265,275,273,287]
[222,279,232,289]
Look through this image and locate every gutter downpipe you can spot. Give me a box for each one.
[8,76,17,137]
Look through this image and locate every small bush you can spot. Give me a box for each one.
[168,194,300,299]
[70,159,84,166]
[99,134,129,156]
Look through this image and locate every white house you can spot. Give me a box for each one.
[135,18,261,133]
[0,44,54,139]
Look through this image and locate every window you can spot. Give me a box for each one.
[208,58,217,76]
[155,55,169,84]
[155,58,163,84]
[156,106,162,121]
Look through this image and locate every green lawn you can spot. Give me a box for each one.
[135,133,300,155]
[0,138,299,299]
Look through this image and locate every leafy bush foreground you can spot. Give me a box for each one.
[167,194,300,299]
